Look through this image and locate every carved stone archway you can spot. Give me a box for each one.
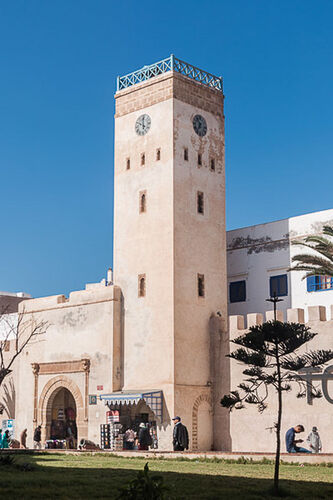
[37,376,88,444]
[192,393,212,451]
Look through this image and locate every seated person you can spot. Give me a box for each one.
[285,425,311,453]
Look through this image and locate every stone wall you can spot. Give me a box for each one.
[227,305,333,453]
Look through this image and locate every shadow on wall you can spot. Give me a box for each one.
[209,314,231,451]
[0,377,15,418]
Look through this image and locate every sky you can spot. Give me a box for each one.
[0,0,332,298]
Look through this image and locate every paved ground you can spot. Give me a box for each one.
[5,448,333,464]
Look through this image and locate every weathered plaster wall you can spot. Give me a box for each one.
[13,284,121,448]
[173,92,227,450]
[228,306,333,453]
[114,80,175,450]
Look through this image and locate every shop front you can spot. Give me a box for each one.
[99,390,163,451]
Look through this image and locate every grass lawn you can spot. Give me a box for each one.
[0,453,332,499]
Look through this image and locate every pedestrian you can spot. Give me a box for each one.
[34,425,42,449]
[2,430,10,449]
[172,416,189,451]
[306,426,322,453]
[20,428,27,449]
[124,427,136,450]
[150,427,158,449]
[285,425,311,453]
[0,429,2,449]
[137,423,152,451]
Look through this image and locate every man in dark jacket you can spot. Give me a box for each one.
[172,416,189,451]
[138,423,152,451]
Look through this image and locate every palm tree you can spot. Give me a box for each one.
[289,225,333,277]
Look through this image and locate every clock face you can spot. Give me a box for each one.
[135,114,151,136]
[193,114,207,137]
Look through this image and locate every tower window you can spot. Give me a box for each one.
[138,274,146,297]
[198,153,202,166]
[141,153,145,166]
[139,190,146,213]
[197,191,204,215]
[126,158,130,170]
[210,158,215,171]
[156,148,161,161]
[184,148,189,161]
[198,274,205,298]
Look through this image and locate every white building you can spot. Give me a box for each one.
[227,208,333,322]
[0,291,32,340]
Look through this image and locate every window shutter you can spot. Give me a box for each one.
[307,276,315,292]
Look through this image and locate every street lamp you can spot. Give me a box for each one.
[266,293,283,321]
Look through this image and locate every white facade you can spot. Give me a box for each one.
[0,291,32,340]
[227,208,333,322]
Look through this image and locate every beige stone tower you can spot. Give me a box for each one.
[113,56,227,450]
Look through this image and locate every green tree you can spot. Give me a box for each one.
[289,224,333,277]
[221,320,333,495]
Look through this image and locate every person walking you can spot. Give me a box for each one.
[137,423,152,451]
[172,416,189,451]
[34,425,42,449]
[20,428,27,449]
[2,430,10,449]
[0,429,3,449]
[285,424,311,453]
[306,426,322,453]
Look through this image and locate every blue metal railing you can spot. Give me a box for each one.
[117,55,223,92]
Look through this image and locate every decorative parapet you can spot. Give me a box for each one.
[116,55,223,92]
[229,305,333,332]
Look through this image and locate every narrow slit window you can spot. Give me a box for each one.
[210,158,215,171]
[156,148,161,161]
[141,153,145,166]
[197,191,204,214]
[126,158,130,170]
[198,153,202,166]
[138,274,146,297]
[139,191,146,213]
[184,148,188,161]
[198,274,205,298]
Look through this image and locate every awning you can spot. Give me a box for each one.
[99,390,163,421]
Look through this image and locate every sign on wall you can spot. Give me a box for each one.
[89,395,97,405]
[298,365,333,404]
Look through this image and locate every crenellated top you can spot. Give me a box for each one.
[229,305,333,333]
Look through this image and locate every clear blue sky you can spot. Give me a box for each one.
[1,1,332,297]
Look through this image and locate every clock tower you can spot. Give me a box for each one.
[113,56,227,450]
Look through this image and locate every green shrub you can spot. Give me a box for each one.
[117,462,171,499]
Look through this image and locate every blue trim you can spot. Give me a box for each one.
[117,55,223,92]
[307,275,333,292]
[229,280,246,303]
[270,274,288,297]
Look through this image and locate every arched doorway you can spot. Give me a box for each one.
[48,388,77,448]
[192,394,213,451]
[197,400,213,451]
[38,376,87,446]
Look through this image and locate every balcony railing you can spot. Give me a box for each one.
[117,55,223,92]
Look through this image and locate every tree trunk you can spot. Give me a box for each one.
[274,350,282,495]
